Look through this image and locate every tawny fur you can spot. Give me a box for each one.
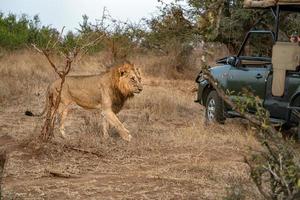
[27,61,143,141]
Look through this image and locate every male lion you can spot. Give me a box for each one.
[25,60,143,142]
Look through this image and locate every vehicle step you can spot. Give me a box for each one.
[269,118,285,126]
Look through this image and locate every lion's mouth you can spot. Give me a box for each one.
[134,88,143,94]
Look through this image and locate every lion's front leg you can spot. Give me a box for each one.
[101,109,132,142]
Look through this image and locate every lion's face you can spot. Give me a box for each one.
[118,62,143,96]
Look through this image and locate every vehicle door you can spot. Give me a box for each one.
[227,63,271,99]
[227,31,274,101]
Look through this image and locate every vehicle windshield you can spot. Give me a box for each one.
[240,33,273,58]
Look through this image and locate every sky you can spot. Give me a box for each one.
[0,0,173,32]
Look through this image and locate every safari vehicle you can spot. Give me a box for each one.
[195,1,300,134]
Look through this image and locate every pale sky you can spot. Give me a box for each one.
[0,0,173,31]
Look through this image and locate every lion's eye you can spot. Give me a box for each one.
[131,77,135,81]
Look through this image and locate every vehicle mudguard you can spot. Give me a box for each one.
[290,89,300,107]
[196,78,210,105]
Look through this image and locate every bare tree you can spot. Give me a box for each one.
[32,29,104,141]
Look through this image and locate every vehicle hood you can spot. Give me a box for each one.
[208,65,231,88]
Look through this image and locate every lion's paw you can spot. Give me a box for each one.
[122,134,132,142]
[103,133,110,140]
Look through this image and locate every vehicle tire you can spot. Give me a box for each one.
[205,90,225,124]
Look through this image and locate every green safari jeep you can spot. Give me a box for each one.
[195,2,300,134]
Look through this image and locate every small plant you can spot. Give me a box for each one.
[202,66,300,199]
[224,183,246,200]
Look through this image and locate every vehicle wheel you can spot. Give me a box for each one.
[205,90,225,124]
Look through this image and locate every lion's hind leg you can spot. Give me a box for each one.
[102,118,110,139]
[57,104,69,139]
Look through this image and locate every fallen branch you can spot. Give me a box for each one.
[64,145,104,158]
[45,169,80,178]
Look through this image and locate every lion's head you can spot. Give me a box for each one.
[112,61,143,97]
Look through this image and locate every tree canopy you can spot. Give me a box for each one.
[0,0,300,55]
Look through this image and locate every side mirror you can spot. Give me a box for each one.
[226,56,235,66]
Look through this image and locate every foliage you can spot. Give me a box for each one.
[1,0,300,55]
[143,3,195,52]
[178,0,271,52]
[142,2,198,73]
[247,141,300,199]
[232,89,300,198]
[180,0,300,53]
[238,93,300,199]
[76,12,146,60]
[0,13,58,50]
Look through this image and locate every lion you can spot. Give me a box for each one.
[25,60,143,142]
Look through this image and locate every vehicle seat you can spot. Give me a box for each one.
[272,42,300,96]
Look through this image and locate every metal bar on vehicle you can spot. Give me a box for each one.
[274,5,280,41]
[289,106,300,111]
[271,7,276,18]
[237,30,275,57]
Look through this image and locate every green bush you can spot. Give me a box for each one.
[0,13,59,50]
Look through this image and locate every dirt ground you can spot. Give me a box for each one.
[0,51,263,199]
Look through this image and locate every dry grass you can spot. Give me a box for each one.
[0,50,112,104]
[0,50,51,105]
[126,80,195,120]
[131,51,199,80]
[0,50,263,199]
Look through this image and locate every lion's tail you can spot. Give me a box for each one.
[25,86,51,117]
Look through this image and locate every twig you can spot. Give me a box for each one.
[78,33,105,53]
[31,44,43,53]
[31,44,60,76]
[51,26,65,49]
